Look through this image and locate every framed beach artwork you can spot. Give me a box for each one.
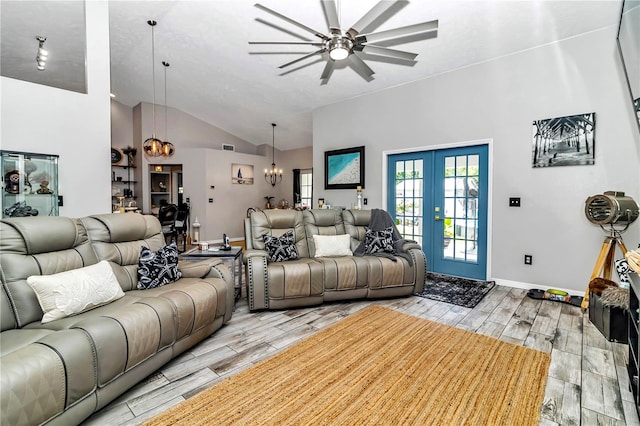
[324,146,365,190]
[232,163,254,184]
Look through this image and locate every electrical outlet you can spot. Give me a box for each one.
[509,197,521,207]
[208,198,213,203]
[524,254,533,265]
[363,198,368,205]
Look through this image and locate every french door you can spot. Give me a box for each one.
[387,145,489,280]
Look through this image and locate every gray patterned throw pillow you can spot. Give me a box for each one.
[137,242,182,289]
[263,230,299,262]
[364,226,395,254]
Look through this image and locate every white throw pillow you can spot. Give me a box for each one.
[313,234,353,257]
[27,260,125,323]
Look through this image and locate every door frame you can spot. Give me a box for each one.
[382,139,494,279]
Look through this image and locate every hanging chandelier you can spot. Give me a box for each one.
[264,123,282,187]
[143,20,163,157]
[161,61,175,157]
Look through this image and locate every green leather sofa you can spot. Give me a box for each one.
[0,213,234,425]
[244,209,427,311]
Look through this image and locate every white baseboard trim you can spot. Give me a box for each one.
[492,278,584,297]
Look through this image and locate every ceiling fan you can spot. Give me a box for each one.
[249,0,438,84]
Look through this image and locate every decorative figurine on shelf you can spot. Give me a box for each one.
[158,181,166,191]
[122,146,137,167]
[4,170,20,194]
[23,160,37,194]
[36,180,53,194]
[264,196,274,209]
[4,202,38,217]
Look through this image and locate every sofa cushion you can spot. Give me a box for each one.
[0,217,98,328]
[82,214,166,292]
[26,260,125,323]
[312,234,352,257]
[137,243,182,289]
[263,230,299,262]
[249,210,309,258]
[364,226,395,254]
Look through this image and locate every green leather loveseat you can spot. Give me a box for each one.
[244,209,427,311]
[0,213,234,425]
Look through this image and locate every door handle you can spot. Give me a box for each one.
[435,215,442,221]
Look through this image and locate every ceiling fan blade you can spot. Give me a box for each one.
[255,4,328,40]
[279,49,325,69]
[356,20,438,44]
[348,53,375,81]
[249,41,324,46]
[320,60,335,81]
[347,0,399,36]
[358,45,417,61]
[322,0,340,30]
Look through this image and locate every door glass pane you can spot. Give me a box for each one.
[394,159,423,246]
[441,153,480,263]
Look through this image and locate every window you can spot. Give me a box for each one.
[300,169,312,208]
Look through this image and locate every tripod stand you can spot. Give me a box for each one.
[581,230,629,310]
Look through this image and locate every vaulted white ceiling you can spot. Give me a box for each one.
[108,1,620,151]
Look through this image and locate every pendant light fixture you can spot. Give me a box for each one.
[143,20,163,157]
[264,123,283,187]
[161,61,175,157]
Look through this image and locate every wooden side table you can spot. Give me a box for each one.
[181,246,243,305]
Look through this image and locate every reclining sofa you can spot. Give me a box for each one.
[0,213,234,425]
[244,209,426,311]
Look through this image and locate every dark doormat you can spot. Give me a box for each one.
[415,272,495,308]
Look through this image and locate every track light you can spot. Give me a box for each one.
[36,36,48,71]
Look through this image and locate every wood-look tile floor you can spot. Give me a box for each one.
[83,286,640,425]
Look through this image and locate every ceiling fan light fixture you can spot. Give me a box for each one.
[328,37,352,61]
[329,45,349,61]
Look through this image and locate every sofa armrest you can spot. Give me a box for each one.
[403,246,427,293]
[401,241,422,252]
[244,249,268,264]
[244,249,269,311]
[179,259,230,281]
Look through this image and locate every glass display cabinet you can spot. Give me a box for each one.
[1,150,59,218]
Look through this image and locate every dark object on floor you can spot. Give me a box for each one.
[588,278,629,343]
[589,290,629,343]
[527,288,583,307]
[415,272,495,308]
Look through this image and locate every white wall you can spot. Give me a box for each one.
[313,26,640,292]
[1,1,111,217]
[111,100,133,149]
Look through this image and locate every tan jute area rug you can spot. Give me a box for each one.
[146,306,550,425]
